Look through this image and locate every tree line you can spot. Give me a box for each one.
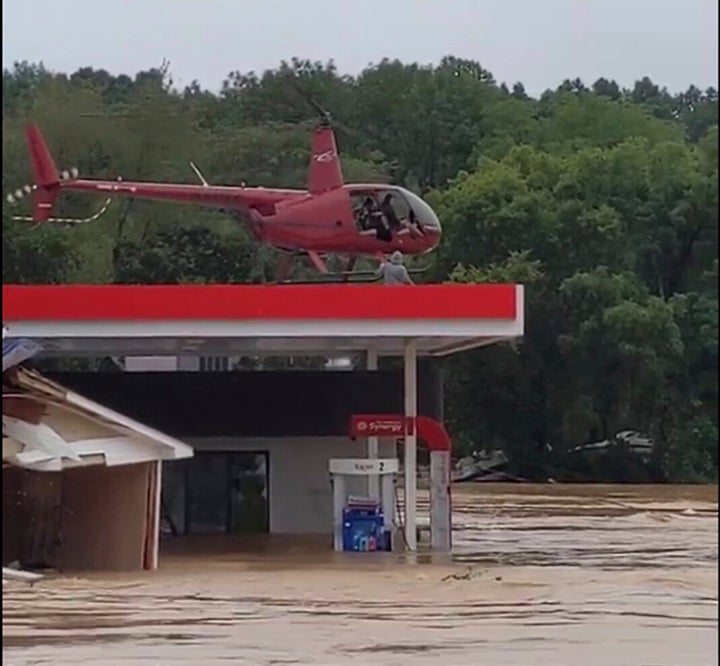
[2,57,717,482]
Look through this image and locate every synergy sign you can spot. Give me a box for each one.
[350,414,413,437]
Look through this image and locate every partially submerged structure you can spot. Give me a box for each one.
[2,335,193,571]
[3,282,524,569]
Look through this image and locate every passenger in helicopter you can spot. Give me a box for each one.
[363,196,392,241]
[380,192,423,236]
[355,197,379,233]
[354,197,373,232]
[380,193,403,232]
[363,196,379,218]
[406,209,424,235]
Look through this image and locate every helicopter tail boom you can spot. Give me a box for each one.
[17,123,308,223]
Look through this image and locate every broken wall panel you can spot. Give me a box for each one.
[2,468,63,568]
[3,463,159,571]
[59,462,155,571]
[2,466,24,564]
[21,470,62,568]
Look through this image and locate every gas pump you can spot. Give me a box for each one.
[329,458,398,552]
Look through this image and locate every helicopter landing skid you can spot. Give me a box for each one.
[267,259,432,285]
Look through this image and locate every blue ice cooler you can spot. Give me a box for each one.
[342,507,389,552]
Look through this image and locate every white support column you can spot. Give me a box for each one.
[366,349,380,500]
[332,475,346,552]
[149,460,162,570]
[430,451,452,550]
[403,340,418,550]
[381,473,396,550]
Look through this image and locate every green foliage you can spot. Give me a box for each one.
[2,212,79,283]
[1,59,717,483]
[113,226,257,284]
[450,250,544,285]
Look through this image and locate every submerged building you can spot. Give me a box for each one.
[2,282,524,570]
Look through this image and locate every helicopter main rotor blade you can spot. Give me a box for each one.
[290,80,332,125]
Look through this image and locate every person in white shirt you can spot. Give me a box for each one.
[377,251,414,285]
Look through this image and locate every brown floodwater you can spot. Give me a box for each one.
[3,484,718,666]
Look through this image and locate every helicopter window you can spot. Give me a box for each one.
[377,189,422,236]
[378,190,411,221]
[350,188,440,241]
[396,188,441,231]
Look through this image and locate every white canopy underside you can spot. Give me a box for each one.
[8,318,523,357]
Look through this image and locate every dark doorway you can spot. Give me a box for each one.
[161,452,269,536]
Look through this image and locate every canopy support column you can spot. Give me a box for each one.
[143,460,162,570]
[366,349,380,500]
[403,340,418,550]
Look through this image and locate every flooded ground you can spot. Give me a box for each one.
[3,484,718,665]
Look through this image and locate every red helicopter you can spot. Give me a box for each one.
[8,114,442,282]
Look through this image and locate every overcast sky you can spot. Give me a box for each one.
[2,0,718,96]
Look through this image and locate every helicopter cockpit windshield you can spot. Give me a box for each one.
[351,187,441,240]
[396,187,441,231]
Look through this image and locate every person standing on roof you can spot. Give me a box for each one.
[377,251,414,285]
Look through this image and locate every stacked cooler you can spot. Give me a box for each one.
[341,496,391,552]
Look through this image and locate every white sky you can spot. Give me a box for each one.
[2,0,718,96]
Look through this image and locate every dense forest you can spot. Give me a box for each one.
[2,57,717,483]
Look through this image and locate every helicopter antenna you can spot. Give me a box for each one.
[189,161,209,187]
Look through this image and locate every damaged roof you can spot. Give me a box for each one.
[3,334,193,472]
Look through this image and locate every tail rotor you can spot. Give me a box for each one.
[5,124,110,225]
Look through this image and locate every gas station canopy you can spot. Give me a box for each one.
[1,284,523,357]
